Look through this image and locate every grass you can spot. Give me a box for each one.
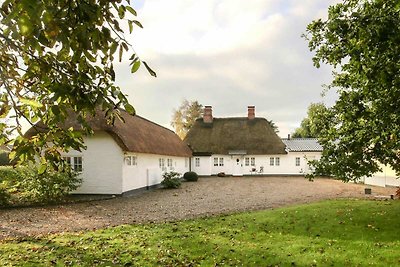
[1,199,399,266]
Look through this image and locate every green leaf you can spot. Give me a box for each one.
[143,61,157,77]
[126,6,137,16]
[128,20,133,34]
[132,20,143,28]
[20,98,43,108]
[131,60,140,73]
[119,44,123,62]
[38,163,47,175]
[118,6,125,19]
[124,103,135,115]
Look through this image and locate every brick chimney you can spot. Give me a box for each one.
[247,106,255,120]
[203,106,213,123]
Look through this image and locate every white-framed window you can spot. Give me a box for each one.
[219,157,224,166]
[167,158,173,167]
[214,157,219,166]
[275,157,280,166]
[250,157,255,166]
[62,156,83,172]
[270,157,274,166]
[159,158,165,168]
[124,155,137,166]
[245,157,250,166]
[195,157,200,167]
[295,157,300,166]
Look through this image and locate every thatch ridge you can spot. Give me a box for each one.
[184,117,287,155]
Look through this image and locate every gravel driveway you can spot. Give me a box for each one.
[0,176,395,240]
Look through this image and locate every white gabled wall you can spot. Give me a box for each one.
[191,156,211,176]
[64,131,124,195]
[122,153,190,192]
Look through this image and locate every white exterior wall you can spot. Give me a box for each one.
[363,164,399,187]
[122,153,190,192]
[197,152,322,176]
[191,156,212,176]
[63,132,124,195]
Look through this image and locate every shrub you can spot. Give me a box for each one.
[161,171,182,189]
[183,171,198,182]
[19,166,82,203]
[0,152,11,166]
[0,165,82,205]
[0,185,10,207]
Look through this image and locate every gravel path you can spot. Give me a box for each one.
[0,176,395,240]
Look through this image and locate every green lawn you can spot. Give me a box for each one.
[1,199,399,266]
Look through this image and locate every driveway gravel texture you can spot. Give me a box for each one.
[0,176,396,240]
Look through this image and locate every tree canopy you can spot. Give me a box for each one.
[292,103,328,138]
[305,0,400,181]
[0,0,155,170]
[171,99,203,139]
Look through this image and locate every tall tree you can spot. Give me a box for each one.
[171,100,203,139]
[292,103,328,138]
[267,120,279,134]
[0,0,155,170]
[305,0,400,181]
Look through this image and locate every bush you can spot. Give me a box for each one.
[0,152,11,166]
[161,171,182,189]
[0,165,82,206]
[183,171,198,182]
[0,185,10,206]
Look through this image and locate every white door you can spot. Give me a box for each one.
[232,157,243,176]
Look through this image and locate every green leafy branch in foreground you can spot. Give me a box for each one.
[0,200,399,266]
[305,0,400,181]
[0,0,156,168]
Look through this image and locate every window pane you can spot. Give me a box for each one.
[219,158,224,166]
[251,157,255,166]
[275,157,280,166]
[270,157,274,166]
[214,157,218,166]
[245,157,249,166]
[125,156,132,165]
[74,157,83,172]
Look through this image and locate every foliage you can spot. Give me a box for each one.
[267,120,279,134]
[171,99,203,139]
[1,200,399,266]
[183,171,198,182]
[0,185,10,206]
[0,152,10,166]
[292,103,328,138]
[0,0,155,169]
[0,165,81,206]
[304,0,400,181]
[160,171,182,189]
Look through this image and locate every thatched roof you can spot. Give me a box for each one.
[184,117,287,155]
[26,109,192,157]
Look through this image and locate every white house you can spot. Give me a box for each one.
[281,137,323,175]
[26,109,192,195]
[184,106,322,176]
[362,164,399,187]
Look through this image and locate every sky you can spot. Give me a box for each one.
[114,0,341,137]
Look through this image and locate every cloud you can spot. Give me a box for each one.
[116,0,339,137]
